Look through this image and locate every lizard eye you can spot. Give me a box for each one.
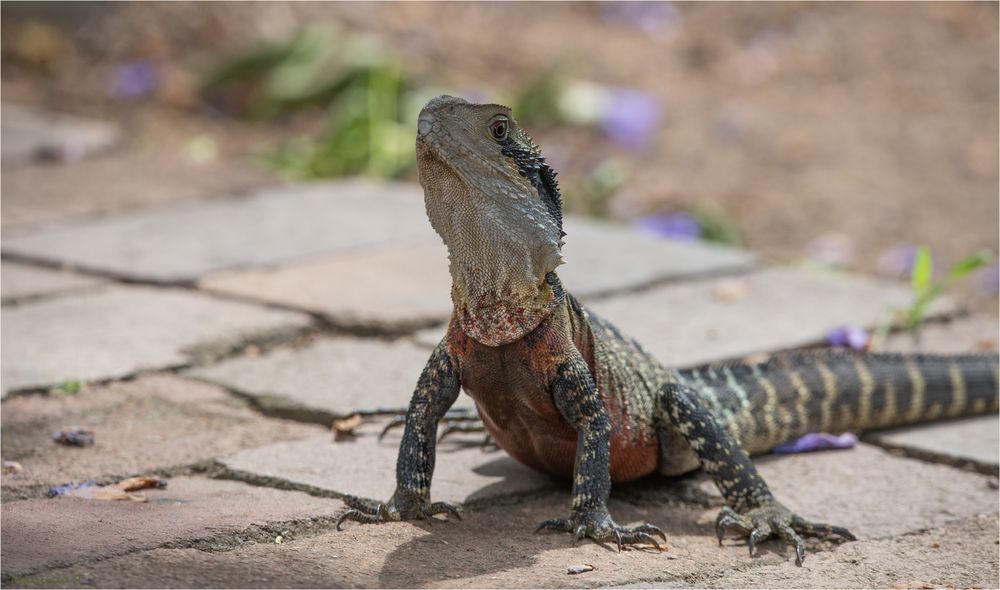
[489,117,509,141]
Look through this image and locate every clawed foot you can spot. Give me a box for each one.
[336,493,461,530]
[535,510,666,552]
[715,502,856,566]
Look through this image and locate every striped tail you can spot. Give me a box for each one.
[677,351,1000,455]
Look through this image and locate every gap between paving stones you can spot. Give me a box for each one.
[862,434,1000,477]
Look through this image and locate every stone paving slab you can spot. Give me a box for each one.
[865,415,998,471]
[199,217,753,331]
[586,266,955,367]
[882,315,999,354]
[1,374,326,497]
[728,443,998,540]
[187,337,475,421]
[219,419,558,506]
[1,262,105,303]
[19,485,997,588]
[1,180,431,283]
[413,266,956,360]
[1,151,276,230]
[1,103,120,165]
[1,285,310,394]
[0,476,345,577]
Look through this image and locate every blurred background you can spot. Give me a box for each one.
[2,1,997,313]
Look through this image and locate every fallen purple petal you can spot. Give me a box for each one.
[826,325,869,350]
[876,244,918,278]
[600,1,682,37]
[600,89,663,150]
[47,480,97,497]
[633,212,701,241]
[773,432,858,454]
[52,428,95,447]
[110,60,161,100]
[979,262,999,297]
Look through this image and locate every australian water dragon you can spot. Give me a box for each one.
[336,95,1000,565]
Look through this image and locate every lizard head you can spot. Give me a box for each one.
[415,95,566,344]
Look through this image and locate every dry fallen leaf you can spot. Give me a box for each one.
[332,414,363,441]
[567,564,594,575]
[712,278,750,303]
[67,475,164,502]
[115,476,165,492]
[3,460,24,474]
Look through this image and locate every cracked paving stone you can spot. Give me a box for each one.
[18,498,997,589]
[0,476,345,577]
[186,336,475,422]
[1,285,310,394]
[2,150,276,230]
[1,180,432,283]
[697,443,998,540]
[219,419,558,506]
[198,216,754,332]
[1,262,105,303]
[1,103,120,165]
[1,374,326,497]
[585,266,957,367]
[413,266,956,358]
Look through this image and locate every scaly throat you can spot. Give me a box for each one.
[448,240,564,347]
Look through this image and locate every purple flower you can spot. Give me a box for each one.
[876,244,919,278]
[47,480,97,497]
[600,89,663,151]
[773,432,857,454]
[110,60,160,100]
[980,263,999,297]
[600,1,681,37]
[826,325,869,350]
[633,212,700,241]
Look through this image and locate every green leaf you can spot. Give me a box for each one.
[947,249,992,281]
[911,246,933,293]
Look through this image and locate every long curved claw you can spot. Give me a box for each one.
[632,523,668,542]
[429,501,462,521]
[775,522,806,566]
[536,516,667,552]
[619,530,663,551]
[534,518,571,534]
[336,504,388,531]
[747,527,767,557]
[789,515,857,541]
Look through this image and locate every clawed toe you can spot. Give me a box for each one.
[535,516,666,552]
[714,502,856,566]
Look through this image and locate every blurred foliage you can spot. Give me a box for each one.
[203,25,425,179]
[873,247,992,348]
[690,202,742,246]
[575,158,628,216]
[202,24,664,190]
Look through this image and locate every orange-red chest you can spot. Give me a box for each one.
[446,314,659,483]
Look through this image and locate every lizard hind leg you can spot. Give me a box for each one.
[662,382,856,566]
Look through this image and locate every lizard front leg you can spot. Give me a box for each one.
[535,355,666,551]
[337,339,462,529]
[661,382,855,565]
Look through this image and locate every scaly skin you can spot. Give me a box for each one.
[337,96,1000,565]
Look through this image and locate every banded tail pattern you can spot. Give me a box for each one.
[676,351,1000,455]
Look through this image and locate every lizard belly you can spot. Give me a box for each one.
[448,320,659,482]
